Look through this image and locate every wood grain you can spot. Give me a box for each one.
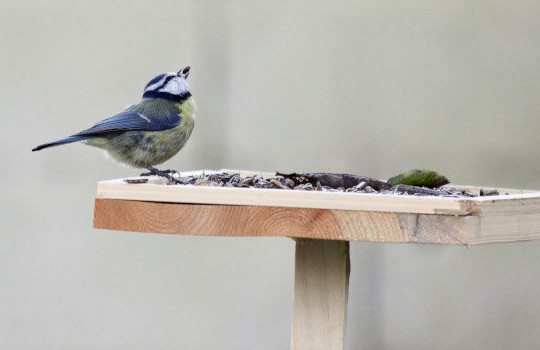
[467,213,540,245]
[97,179,474,215]
[97,172,540,217]
[94,170,540,245]
[94,198,470,244]
[291,239,350,350]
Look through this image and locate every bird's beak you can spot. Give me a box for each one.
[178,66,190,79]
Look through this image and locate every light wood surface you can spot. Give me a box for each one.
[97,180,540,216]
[97,170,540,216]
[97,178,473,215]
[291,239,350,350]
[94,198,540,245]
[94,170,540,245]
[93,199,469,244]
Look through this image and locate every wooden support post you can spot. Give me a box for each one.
[291,239,350,350]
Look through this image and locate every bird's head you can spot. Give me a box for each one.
[142,66,191,102]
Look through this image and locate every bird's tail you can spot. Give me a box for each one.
[32,135,90,152]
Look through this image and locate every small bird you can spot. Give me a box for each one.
[32,67,195,180]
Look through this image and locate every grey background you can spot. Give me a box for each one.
[2,1,540,349]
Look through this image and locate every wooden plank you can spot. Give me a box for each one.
[466,213,540,245]
[93,198,470,244]
[96,169,540,216]
[97,179,475,215]
[94,170,540,244]
[94,199,540,245]
[291,239,350,350]
[441,184,536,195]
[473,194,540,215]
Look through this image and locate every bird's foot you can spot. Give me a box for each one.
[139,169,177,176]
[142,167,181,184]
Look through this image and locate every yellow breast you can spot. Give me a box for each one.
[175,96,196,133]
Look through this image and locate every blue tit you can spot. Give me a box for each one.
[32,67,195,179]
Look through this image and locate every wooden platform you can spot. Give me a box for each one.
[94,170,540,246]
[93,170,540,350]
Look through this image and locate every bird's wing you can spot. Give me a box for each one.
[74,111,181,136]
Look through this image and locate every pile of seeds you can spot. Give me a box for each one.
[125,171,505,198]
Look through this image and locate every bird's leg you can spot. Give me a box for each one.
[142,166,181,184]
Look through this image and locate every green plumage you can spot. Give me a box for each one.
[387,170,449,188]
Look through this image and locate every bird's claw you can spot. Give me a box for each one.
[139,169,177,177]
[142,167,181,184]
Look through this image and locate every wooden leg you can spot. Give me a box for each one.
[291,239,350,350]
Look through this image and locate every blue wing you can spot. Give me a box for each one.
[75,111,181,136]
[32,108,182,152]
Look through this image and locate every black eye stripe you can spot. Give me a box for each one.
[142,90,192,102]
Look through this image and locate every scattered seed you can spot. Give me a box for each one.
[280,177,295,188]
[136,171,493,197]
[270,179,290,189]
[229,174,241,183]
[354,181,367,191]
[194,178,209,186]
[241,177,254,186]
[124,178,148,184]
[480,189,499,196]
[302,183,314,191]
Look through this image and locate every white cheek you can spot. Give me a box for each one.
[159,79,190,95]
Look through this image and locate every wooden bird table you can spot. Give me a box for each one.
[93,170,540,350]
